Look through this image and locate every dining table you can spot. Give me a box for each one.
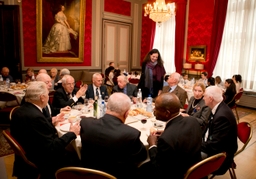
[55,102,166,160]
[0,83,26,108]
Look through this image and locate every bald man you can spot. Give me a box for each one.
[162,72,187,108]
[1,67,14,82]
[139,93,202,179]
[85,73,108,99]
[80,92,147,179]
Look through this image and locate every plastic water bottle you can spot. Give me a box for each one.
[6,78,10,88]
[31,74,35,81]
[99,101,105,118]
[146,95,153,112]
[97,95,103,118]
[137,88,142,108]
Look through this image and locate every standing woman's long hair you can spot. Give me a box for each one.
[143,49,164,66]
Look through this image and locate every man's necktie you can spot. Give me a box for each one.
[43,106,51,118]
[123,87,127,94]
[169,87,172,92]
[96,88,99,97]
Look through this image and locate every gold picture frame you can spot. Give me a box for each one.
[36,0,85,63]
[188,45,206,62]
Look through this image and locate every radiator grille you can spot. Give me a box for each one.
[237,91,256,109]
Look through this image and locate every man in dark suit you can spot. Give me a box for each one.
[112,75,137,102]
[52,74,87,114]
[202,86,238,175]
[85,72,108,99]
[36,73,71,122]
[10,81,80,179]
[162,72,187,108]
[80,92,147,179]
[139,93,202,179]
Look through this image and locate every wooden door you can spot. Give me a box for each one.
[102,20,132,72]
[0,5,21,81]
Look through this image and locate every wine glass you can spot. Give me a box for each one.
[140,118,147,130]
[84,98,89,106]
[104,96,109,102]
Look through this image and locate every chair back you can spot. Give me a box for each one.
[48,90,55,105]
[129,78,140,85]
[183,152,226,179]
[55,167,117,179]
[9,106,20,120]
[235,122,253,156]
[0,91,19,104]
[2,130,38,169]
[227,91,243,106]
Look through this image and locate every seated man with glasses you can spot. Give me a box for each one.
[52,74,87,113]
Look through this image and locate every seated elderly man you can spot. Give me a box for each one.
[36,73,71,119]
[112,75,137,102]
[80,92,147,179]
[54,68,70,90]
[10,81,80,179]
[52,74,87,113]
[139,93,202,179]
[162,72,187,108]
[202,86,237,175]
[85,73,108,100]
[1,66,14,82]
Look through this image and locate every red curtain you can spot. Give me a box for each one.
[208,0,228,77]
[173,0,187,74]
[140,0,156,63]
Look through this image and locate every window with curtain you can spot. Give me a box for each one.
[153,12,176,75]
[213,0,256,90]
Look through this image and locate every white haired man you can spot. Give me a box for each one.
[85,73,108,99]
[52,74,87,113]
[112,75,137,103]
[162,72,187,108]
[11,81,80,179]
[202,86,237,175]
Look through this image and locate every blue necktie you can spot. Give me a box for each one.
[96,88,99,97]
[123,87,127,94]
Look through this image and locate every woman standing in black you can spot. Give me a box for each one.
[138,49,166,99]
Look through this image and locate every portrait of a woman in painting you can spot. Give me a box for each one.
[41,0,81,58]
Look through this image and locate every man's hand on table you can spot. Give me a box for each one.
[60,106,71,112]
[69,122,80,136]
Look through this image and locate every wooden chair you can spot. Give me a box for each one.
[183,152,226,179]
[48,90,55,105]
[228,122,253,179]
[227,91,244,122]
[2,130,40,179]
[0,92,20,126]
[9,105,20,120]
[55,167,117,179]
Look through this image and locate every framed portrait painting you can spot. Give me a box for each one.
[188,45,206,62]
[36,0,85,63]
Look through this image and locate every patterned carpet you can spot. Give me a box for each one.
[0,128,13,158]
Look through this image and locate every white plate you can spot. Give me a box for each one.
[59,123,71,132]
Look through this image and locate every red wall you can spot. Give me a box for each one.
[22,0,214,69]
[186,0,214,68]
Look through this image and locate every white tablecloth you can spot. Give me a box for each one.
[55,104,164,160]
[0,89,25,108]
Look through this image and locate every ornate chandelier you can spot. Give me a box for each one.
[144,0,176,24]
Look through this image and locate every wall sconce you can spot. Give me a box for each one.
[17,0,21,3]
